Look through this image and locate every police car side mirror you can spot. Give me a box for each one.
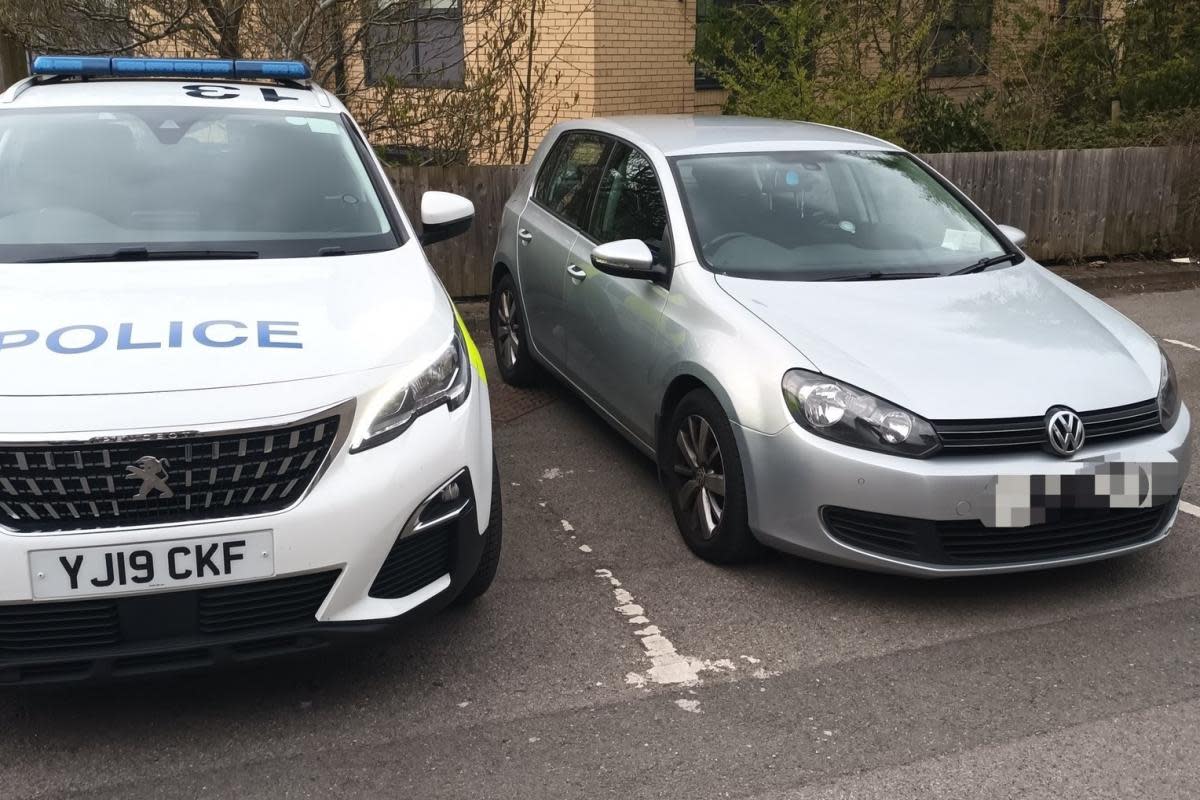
[420,191,475,247]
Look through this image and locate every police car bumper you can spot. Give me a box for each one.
[0,374,494,685]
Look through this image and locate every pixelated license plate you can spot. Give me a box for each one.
[984,462,1180,528]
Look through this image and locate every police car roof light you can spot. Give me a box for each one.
[31,56,312,81]
[30,56,112,76]
[234,60,311,79]
[112,58,235,77]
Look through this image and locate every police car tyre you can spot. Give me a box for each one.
[661,389,760,565]
[454,456,503,605]
[490,272,538,386]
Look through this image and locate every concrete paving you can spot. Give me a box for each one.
[1,285,1198,800]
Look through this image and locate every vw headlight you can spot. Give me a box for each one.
[1158,347,1181,431]
[782,370,940,457]
[351,328,471,452]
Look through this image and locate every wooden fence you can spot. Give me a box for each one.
[385,165,526,298]
[923,147,1200,263]
[388,146,1200,298]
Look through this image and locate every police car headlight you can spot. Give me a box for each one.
[351,328,470,452]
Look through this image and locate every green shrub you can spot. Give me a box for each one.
[901,92,997,153]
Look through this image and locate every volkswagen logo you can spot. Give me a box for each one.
[1045,407,1086,457]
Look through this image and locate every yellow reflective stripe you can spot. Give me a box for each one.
[454,306,487,384]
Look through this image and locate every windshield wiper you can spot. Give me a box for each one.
[25,247,260,263]
[950,252,1023,275]
[813,271,941,282]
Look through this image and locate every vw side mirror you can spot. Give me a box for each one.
[420,191,474,246]
[590,239,666,281]
[997,224,1027,249]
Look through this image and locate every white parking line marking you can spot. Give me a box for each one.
[1163,338,1200,354]
[594,568,738,687]
[1180,500,1200,519]
[537,493,774,690]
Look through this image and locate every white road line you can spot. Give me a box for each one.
[540,494,771,690]
[593,567,738,687]
[1163,338,1200,354]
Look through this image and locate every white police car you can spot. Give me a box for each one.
[0,56,499,683]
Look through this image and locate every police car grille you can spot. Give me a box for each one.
[0,417,339,533]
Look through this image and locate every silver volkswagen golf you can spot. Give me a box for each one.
[490,116,1192,576]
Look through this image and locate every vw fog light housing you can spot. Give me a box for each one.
[782,369,940,457]
[1158,347,1181,431]
[352,327,471,452]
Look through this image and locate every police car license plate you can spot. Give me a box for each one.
[29,531,274,600]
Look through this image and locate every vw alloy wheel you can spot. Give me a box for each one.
[496,286,520,369]
[673,414,725,540]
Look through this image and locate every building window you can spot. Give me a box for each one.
[1056,0,1104,26]
[694,0,729,90]
[365,0,465,89]
[931,0,994,78]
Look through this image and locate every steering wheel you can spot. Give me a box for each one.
[801,208,843,230]
[702,231,749,254]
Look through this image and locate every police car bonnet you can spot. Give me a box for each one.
[0,252,449,395]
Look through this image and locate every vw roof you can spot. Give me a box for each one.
[552,114,899,156]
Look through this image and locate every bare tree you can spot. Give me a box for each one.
[0,27,26,90]
[0,0,586,163]
[0,0,192,55]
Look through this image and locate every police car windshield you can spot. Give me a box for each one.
[0,106,399,262]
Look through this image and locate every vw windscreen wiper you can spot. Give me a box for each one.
[813,271,941,282]
[950,252,1023,275]
[25,247,260,263]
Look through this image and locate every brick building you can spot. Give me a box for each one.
[2,0,1103,161]
[465,0,1084,157]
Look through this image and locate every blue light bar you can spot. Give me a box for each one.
[112,58,234,77]
[31,56,112,76]
[235,60,311,79]
[31,56,311,81]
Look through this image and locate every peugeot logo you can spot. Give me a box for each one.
[126,456,174,499]
[1046,407,1086,457]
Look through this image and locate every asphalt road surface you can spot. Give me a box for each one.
[2,286,1199,800]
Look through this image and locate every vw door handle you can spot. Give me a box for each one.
[517,229,533,243]
[566,264,587,281]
